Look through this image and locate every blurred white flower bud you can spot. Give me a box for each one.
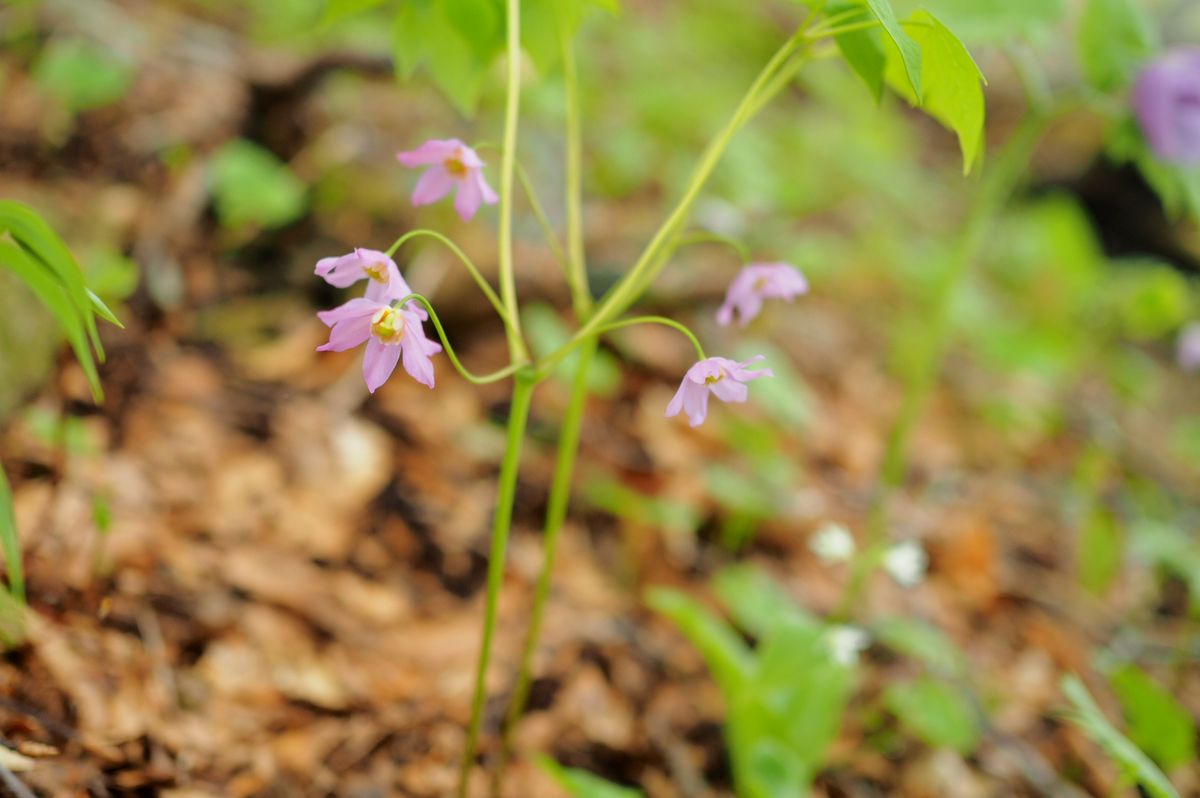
[809,522,856,564]
[884,540,928,588]
[826,625,870,666]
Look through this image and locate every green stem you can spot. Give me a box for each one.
[498,0,530,363]
[385,230,509,322]
[534,314,706,379]
[457,371,538,798]
[557,0,592,319]
[806,19,882,39]
[394,294,526,385]
[515,164,569,273]
[494,336,597,795]
[835,114,1051,620]
[542,29,809,363]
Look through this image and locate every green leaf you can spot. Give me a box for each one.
[0,240,102,400]
[646,587,753,697]
[320,0,387,27]
[425,7,489,114]
[33,39,133,113]
[1061,675,1182,798]
[713,564,818,640]
[865,0,922,102]
[1110,665,1196,771]
[393,0,433,80]
[885,677,980,753]
[210,139,307,231]
[885,10,986,173]
[0,467,22,603]
[872,616,966,676]
[1078,505,1122,595]
[443,0,502,59]
[919,0,1066,44]
[536,756,645,797]
[0,200,106,365]
[835,22,887,103]
[1077,0,1156,92]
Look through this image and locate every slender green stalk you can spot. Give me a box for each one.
[539,28,811,364]
[557,0,592,319]
[673,229,752,261]
[385,229,509,322]
[498,0,530,363]
[494,336,597,795]
[0,467,24,602]
[532,314,706,380]
[835,115,1050,619]
[457,371,538,798]
[392,294,526,385]
[515,164,569,271]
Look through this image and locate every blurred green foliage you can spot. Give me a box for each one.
[210,139,308,232]
[32,38,133,114]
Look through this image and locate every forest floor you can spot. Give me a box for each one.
[2,3,1199,797]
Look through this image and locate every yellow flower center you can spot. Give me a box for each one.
[444,156,469,178]
[370,307,406,344]
[753,277,768,291]
[705,372,725,385]
[364,261,390,283]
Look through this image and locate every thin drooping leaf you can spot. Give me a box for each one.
[0,241,102,399]
[1061,675,1181,798]
[0,200,105,367]
[536,757,645,798]
[646,588,753,696]
[0,467,22,603]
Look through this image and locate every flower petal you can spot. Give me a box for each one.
[396,139,464,167]
[412,165,456,207]
[709,378,749,403]
[314,252,367,288]
[454,171,484,221]
[363,338,401,393]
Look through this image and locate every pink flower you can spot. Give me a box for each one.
[314,248,427,319]
[317,298,442,392]
[1179,322,1200,372]
[396,139,498,221]
[716,263,809,327]
[1133,49,1200,164]
[665,356,774,427]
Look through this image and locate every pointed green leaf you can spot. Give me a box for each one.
[646,587,753,696]
[0,240,102,400]
[1110,665,1196,771]
[1062,675,1181,798]
[884,11,986,173]
[536,757,645,797]
[865,0,922,101]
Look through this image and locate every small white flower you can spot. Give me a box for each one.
[809,522,856,564]
[826,625,870,666]
[884,540,928,588]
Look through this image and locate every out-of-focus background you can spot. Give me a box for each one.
[1,0,1199,795]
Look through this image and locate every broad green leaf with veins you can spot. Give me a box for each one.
[883,10,985,173]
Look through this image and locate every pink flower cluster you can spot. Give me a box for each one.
[314,138,812,423]
[315,248,441,393]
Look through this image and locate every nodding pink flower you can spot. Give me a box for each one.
[716,263,808,327]
[1133,49,1200,164]
[666,356,774,427]
[314,248,428,321]
[1179,322,1200,372]
[396,139,498,221]
[317,298,442,392]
